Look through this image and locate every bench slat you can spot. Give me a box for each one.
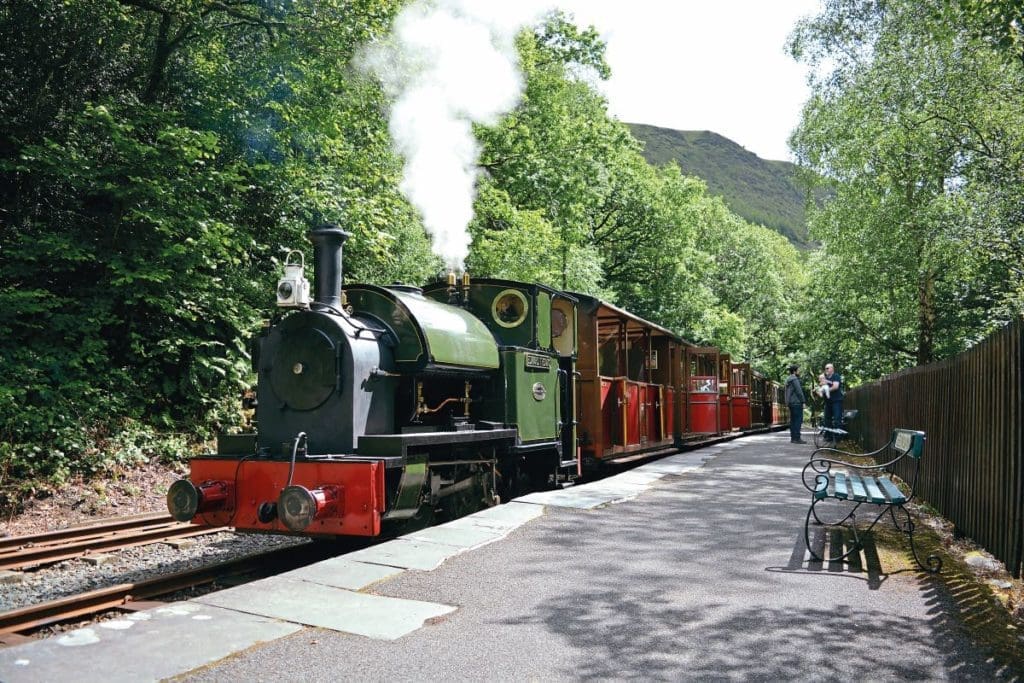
[877,477,907,504]
[848,474,868,502]
[863,477,887,504]
[834,472,849,500]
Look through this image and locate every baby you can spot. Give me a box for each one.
[814,373,831,399]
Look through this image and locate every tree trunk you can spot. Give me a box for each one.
[916,271,936,365]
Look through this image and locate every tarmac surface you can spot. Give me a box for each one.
[0,430,1014,681]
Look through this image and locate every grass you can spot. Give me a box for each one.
[627,123,819,247]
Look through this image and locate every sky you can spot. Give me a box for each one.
[551,0,822,161]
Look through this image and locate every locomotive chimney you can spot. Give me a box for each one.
[307,223,351,310]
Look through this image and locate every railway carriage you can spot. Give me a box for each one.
[572,295,683,473]
[750,371,766,428]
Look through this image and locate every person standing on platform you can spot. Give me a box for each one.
[785,364,807,444]
[822,362,844,434]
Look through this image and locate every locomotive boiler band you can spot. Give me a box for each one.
[168,223,789,538]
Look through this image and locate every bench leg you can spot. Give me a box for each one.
[804,498,864,564]
[805,499,942,573]
[889,505,943,573]
[809,497,860,527]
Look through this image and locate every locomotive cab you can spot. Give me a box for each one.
[422,278,581,479]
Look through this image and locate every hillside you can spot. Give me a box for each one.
[627,123,813,247]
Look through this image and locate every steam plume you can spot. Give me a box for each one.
[359,0,550,271]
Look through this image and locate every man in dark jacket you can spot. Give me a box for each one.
[823,362,844,432]
[785,364,807,444]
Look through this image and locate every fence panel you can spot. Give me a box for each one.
[845,319,1024,578]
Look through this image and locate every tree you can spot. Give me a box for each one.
[475,13,626,295]
[0,0,440,488]
[789,0,1024,371]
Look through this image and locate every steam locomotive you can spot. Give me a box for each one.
[167,224,786,538]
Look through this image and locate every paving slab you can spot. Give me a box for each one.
[634,453,708,475]
[281,556,404,590]
[458,500,546,529]
[406,523,507,549]
[607,469,666,485]
[516,485,641,509]
[0,602,299,683]
[343,537,466,571]
[516,469,669,509]
[195,576,455,640]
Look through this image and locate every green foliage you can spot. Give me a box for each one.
[475,16,809,370]
[0,101,256,489]
[0,0,436,497]
[955,0,1024,65]
[467,182,603,289]
[476,22,628,295]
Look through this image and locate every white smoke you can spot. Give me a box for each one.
[359,0,552,271]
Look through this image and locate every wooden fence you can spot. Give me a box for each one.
[845,318,1024,578]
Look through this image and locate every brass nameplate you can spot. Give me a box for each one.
[525,353,551,371]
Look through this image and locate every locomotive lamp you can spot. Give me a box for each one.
[276,250,311,308]
[167,479,232,522]
[278,484,341,532]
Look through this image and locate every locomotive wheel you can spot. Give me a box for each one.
[437,474,488,522]
[381,505,436,539]
[526,465,553,491]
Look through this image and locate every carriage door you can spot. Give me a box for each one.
[552,297,579,472]
[558,357,578,470]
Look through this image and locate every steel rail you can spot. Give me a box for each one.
[0,515,226,571]
[0,512,175,551]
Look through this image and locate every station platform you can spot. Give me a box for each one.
[0,431,1008,681]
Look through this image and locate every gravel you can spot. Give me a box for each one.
[0,530,310,615]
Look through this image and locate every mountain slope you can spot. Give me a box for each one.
[627,123,812,246]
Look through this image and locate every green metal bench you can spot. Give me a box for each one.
[801,428,942,573]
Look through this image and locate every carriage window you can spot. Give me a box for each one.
[551,300,576,356]
[551,308,567,338]
[599,328,619,376]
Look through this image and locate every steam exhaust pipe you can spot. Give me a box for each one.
[308,224,352,310]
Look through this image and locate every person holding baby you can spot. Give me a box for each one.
[821,362,844,433]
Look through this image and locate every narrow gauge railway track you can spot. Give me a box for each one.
[0,542,334,643]
[0,513,225,571]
